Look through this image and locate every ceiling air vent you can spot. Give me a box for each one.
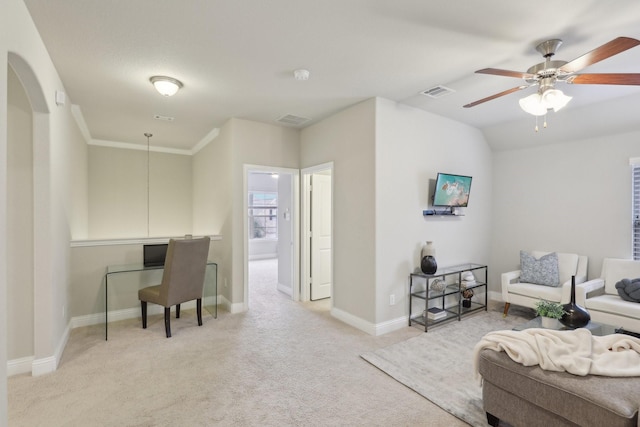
[154,114,175,121]
[276,114,311,126]
[420,85,455,99]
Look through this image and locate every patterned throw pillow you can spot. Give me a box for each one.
[520,251,560,287]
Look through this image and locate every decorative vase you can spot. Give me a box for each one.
[420,241,437,274]
[560,275,591,329]
[430,278,445,292]
[541,316,561,329]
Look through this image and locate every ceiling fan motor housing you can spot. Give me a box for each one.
[535,39,563,57]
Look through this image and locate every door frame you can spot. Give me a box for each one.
[243,164,300,310]
[301,162,334,303]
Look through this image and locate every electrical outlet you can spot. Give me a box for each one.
[224,277,228,288]
[390,294,395,305]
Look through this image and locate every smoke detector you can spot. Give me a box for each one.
[294,69,310,81]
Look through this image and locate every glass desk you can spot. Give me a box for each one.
[105,261,217,340]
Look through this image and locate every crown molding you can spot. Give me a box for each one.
[71,104,219,155]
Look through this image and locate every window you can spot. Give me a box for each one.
[248,191,278,239]
[633,161,640,260]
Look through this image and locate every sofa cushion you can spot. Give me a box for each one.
[507,282,564,302]
[521,251,559,286]
[479,349,640,427]
[604,259,640,295]
[615,278,640,302]
[584,294,640,320]
[532,251,579,285]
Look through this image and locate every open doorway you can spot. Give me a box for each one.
[301,163,333,304]
[243,165,299,310]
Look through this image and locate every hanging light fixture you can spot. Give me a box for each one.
[144,132,152,237]
[519,87,572,116]
[150,76,183,96]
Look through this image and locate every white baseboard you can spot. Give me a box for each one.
[7,356,33,376]
[249,254,277,261]
[331,307,377,335]
[277,283,292,297]
[9,321,70,377]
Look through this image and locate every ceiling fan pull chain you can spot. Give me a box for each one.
[544,114,548,129]
[534,116,539,132]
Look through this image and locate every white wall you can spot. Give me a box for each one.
[277,173,293,293]
[375,98,493,327]
[490,130,640,289]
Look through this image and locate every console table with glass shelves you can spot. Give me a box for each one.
[409,263,487,332]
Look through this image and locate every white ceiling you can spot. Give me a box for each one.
[23,0,640,151]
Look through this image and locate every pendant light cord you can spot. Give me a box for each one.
[144,133,152,237]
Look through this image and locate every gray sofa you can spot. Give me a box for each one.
[478,348,640,427]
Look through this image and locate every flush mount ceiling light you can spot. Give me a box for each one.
[150,76,183,96]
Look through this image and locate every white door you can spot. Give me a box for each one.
[310,173,332,300]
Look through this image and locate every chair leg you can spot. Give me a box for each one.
[486,412,500,427]
[141,301,147,329]
[176,303,181,318]
[164,307,172,338]
[197,298,203,326]
[503,302,510,318]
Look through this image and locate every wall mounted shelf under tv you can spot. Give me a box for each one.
[423,209,464,217]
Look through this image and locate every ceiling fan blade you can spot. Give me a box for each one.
[558,37,640,74]
[476,68,535,79]
[463,85,530,108]
[567,73,640,85]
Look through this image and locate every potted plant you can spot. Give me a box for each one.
[534,300,567,328]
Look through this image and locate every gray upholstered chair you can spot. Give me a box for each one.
[138,236,210,337]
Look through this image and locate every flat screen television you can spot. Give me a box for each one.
[143,243,168,267]
[432,173,472,207]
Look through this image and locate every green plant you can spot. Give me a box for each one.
[534,300,566,319]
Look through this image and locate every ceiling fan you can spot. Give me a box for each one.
[463,37,640,116]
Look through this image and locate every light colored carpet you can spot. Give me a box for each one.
[361,307,535,427]
[8,259,470,426]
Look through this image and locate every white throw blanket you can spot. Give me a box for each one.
[473,328,640,380]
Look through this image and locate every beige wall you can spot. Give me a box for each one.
[230,118,300,307]
[69,240,220,320]
[7,66,34,360]
[193,122,233,305]
[1,0,89,408]
[301,99,377,323]
[490,130,640,288]
[88,145,192,239]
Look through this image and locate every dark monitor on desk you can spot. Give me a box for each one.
[143,244,168,267]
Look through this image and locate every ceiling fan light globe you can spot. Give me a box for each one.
[519,93,547,116]
[542,89,572,112]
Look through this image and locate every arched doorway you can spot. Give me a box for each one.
[6,52,53,377]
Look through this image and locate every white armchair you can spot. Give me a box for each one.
[502,251,588,316]
[576,258,640,333]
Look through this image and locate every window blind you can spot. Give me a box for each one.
[633,163,640,260]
